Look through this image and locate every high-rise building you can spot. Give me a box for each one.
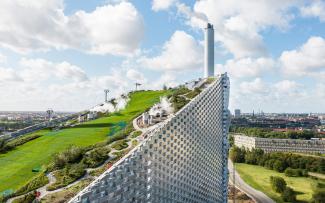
[69,74,231,203]
[234,109,241,118]
[204,23,215,78]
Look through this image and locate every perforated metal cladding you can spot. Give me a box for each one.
[70,74,230,203]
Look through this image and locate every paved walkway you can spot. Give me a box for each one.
[228,160,275,203]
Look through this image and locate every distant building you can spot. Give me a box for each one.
[78,114,87,123]
[234,134,325,154]
[234,109,241,118]
[87,112,97,120]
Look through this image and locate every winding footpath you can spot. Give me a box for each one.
[228,159,275,203]
[6,117,146,203]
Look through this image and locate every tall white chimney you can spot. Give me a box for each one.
[204,23,214,78]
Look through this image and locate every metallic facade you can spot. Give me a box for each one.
[70,74,230,203]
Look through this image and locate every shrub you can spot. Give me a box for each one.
[185,88,201,99]
[0,134,42,154]
[284,168,307,177]
[12,192,36,203]
[170,95,189,112]
[229,146,246,163]
[270,176,287,193]
[131,131,142,138]
[7,134,41,148]
[15,173,49,196]
[244,149,264,165]
[111,139,129,150]
[281,187,296,202]
[312,189,325,203]
[273,160,286,172]
[47,163,85,191]
[107,123,132,145]
[82,147,110,168]
[53,146,84,169]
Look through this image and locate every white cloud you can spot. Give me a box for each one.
[315,83,325,99]
[301,0,325,22]
[272,80,304,98]
[0,61,134,111]
[239,78,269,95]
[0,67,22,82]
[0,1,144,55]
[0,53,7,63]
[280,36,325,78]
[151,72,179,89]
[152,0,177,11]
[140,30,203,71]
[181,0,298,58]
[216,57,275,78]
[229,77,317,113]
[19,58,88,82]
[126,69,146,83]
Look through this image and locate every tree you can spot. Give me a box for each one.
[282,187,296,202]
[273,160,286,172]
[245,148,264,165]
[312,189,325,203]
[229,146,245,163]
[270,176,287,193]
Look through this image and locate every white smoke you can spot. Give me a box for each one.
[90,95,130,113]
[149,96,173,116]
[160,97,173,114]
[176,3,208,27]
[115,96,129,111]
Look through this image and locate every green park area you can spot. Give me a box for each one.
[0,90,168,194]
[235,163,324,203]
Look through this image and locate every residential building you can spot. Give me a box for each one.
[234,109,241,118]
[234,134,325,154]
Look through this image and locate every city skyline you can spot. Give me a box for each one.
[0,0,324,113]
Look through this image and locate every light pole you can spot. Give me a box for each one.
[135,83,141,91]
[104,89,109,103]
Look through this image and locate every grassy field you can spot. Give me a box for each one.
[235,163,322,203]
[0,90,168,194]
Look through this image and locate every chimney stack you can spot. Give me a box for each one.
[204,23,214,78]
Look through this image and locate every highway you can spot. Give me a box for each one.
[228,159,275,203]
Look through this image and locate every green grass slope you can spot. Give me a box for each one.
[0,90,168,193]
[235,163,323,203]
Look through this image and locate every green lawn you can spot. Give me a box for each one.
[235,163,321,203]
[0,90,168,194]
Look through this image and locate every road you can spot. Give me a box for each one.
[228,160,275,203]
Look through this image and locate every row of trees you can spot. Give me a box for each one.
[0,134,41,154]
[230,127,317,140]
[230,146,325,174]
[270,176,296,202]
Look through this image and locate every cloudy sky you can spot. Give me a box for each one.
[0,0,324,113]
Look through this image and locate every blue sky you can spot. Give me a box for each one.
[0,0,324,113]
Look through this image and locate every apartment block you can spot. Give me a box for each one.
[234,134,325,154]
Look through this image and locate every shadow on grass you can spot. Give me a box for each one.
[72,123,114,128]
[110,112,123,116]
[295,200,309,203]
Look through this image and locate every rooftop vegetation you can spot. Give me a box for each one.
[0,90,169,196]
